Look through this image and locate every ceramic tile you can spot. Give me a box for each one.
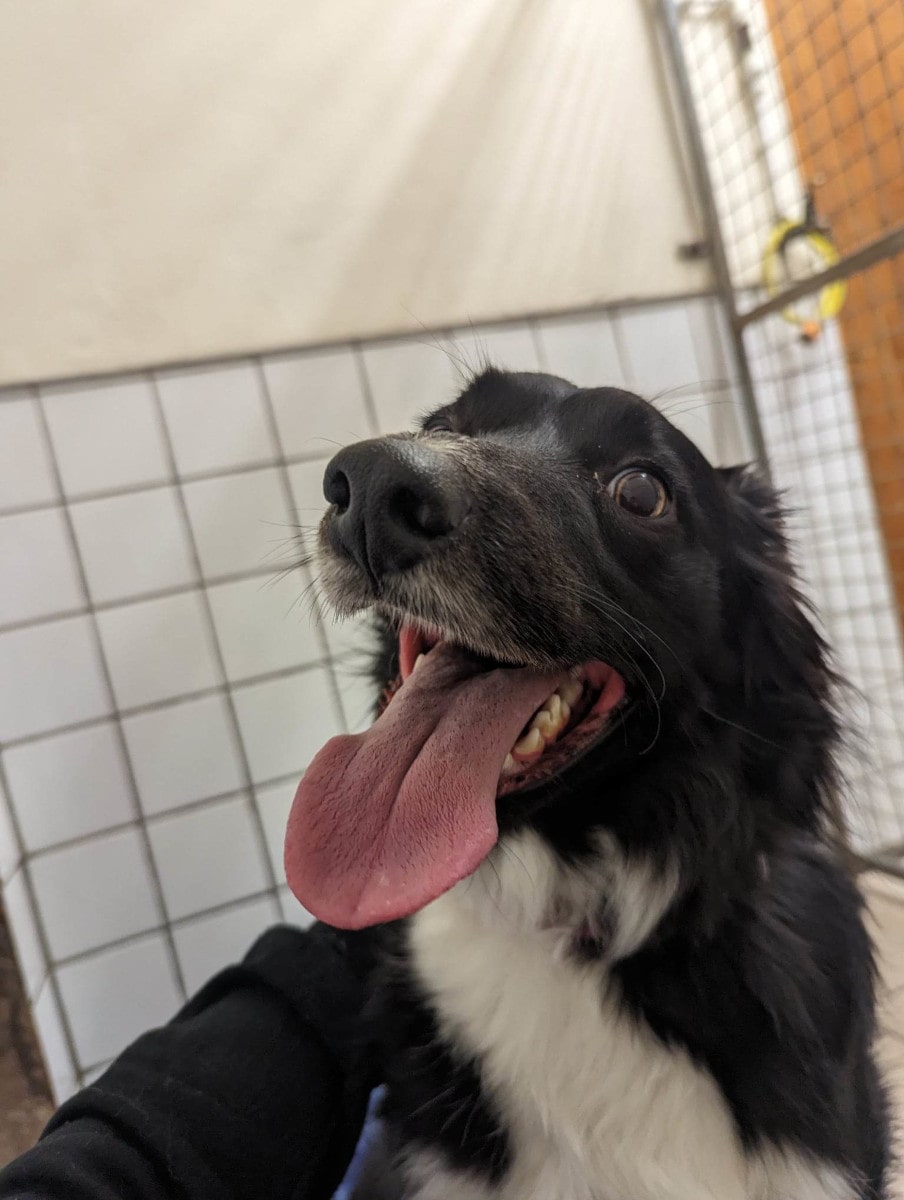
[0,772,20,883]
[0,393,57,510]
[359,336,458,433]
[262,346,374,458]
[279,885,315,929]
[616,302,700,399]
[0,615,110,743]
[182,466,292,579]
[448,323,541,375]
[122,693,245,816]
[147,796,270,920]
[207,570,324,683]
[157,361,277,475]
[685,297,736,392]
[254,777,296,878]
[41,376,169,497]
[4,722,134,851]
[3,868,46,999]
[320,611,375,666]
[71,487,195,603]
[286,458,328,558]
[97,590,220,709]
[56,934,182,1069]
[0,507,83,625]
[29,828,160,960]
[31,980,77,1104]
[534,312,626,388]
[333,663,379,734]
[233,667,342,782]
[173,895,279,994]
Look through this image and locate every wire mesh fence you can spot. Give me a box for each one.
[660,0,904,866]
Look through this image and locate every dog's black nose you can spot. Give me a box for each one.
[323,438,469,580]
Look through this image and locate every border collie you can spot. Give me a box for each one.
[285,368,890,1199]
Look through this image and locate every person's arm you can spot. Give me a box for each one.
[0,923,380,1200]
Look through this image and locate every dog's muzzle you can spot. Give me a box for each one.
[323,438,470,583]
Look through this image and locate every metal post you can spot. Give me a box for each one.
[655,0,770,473]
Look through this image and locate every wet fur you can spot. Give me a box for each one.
[317,370,890,1199]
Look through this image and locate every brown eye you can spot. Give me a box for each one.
[609,469,669,518]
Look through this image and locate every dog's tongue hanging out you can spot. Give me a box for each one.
[285,642,564,929]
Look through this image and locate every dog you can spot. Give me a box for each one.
[284,367,890,1199]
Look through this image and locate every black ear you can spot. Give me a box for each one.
[717,462,823,688]
[717,464,789,562]
[718,464,841,831]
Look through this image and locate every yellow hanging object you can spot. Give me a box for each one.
[762,218,847,340]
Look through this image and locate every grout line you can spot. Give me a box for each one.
[254,355,351,735]
[32,383,190,1001]
[0,561,313,639]
[146,374,283,907]
[351,342,382,438]
[0,352,740,527]
[0,291,721,398]
[0,603,93,637]
[21,766,304,862]
[0,754,82,1084]
[527,319,548,372]
[52,885,285,972]
[78,1057,114,1085]
[0,450,337,518]
[608,307,634,392]
[1,657,331,752]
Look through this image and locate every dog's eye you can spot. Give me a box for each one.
[609,469,669,518]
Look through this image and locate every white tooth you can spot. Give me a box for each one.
[543,693,563,723]
[560,680,582,707]
[413,653,426,673]
[533,711,556,739]
[514,728,543,757]
[502,753,517,774]
[560,701,572,725]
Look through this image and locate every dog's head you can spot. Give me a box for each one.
[285,369,837,929]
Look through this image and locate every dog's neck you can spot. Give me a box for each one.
[437,829,680,965]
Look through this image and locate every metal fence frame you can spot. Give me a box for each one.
[655,0,904,878]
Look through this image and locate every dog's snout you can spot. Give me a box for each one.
[323,439,468,580]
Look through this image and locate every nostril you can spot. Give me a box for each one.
[324,468,351,513]
[389,485,454,540]
[322,439,468,578]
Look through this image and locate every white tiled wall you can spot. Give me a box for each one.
[0,299,756,1099]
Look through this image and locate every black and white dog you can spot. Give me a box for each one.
[285,368,890,1199]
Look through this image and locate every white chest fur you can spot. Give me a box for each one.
[404,833,851,1200]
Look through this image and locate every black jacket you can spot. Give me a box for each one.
[0,924,379,1200]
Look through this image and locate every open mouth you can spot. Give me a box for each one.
[285,620,626,930]
[389,626,626,796]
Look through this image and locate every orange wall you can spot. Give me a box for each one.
[765,0,904,614]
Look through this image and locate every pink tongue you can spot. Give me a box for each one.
[285,644,563,929]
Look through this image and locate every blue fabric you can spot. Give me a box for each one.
[333,1087,384,1200]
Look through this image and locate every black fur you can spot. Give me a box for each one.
[318,369,890,1198]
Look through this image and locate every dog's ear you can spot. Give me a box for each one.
[717,462,820,682]
[718,464,841,830]
[717,464,788,560]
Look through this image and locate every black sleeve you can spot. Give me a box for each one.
[0,923,381,1200]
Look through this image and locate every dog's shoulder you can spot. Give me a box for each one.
[614,835,886,1190]
[373,831,871,1200]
